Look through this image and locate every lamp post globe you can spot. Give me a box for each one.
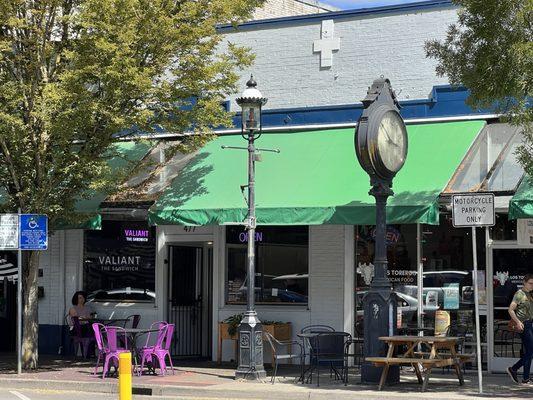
[236,76,268,134]
[354,78,407,385]
[234,75,267,380]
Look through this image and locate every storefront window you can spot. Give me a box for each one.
[489,214,516,241]
[84,220,156,302]
[356,218,488,364]
[225,226,308,305]
[422,215,487,365]
[492,249,531,358]
[355,224,418,332]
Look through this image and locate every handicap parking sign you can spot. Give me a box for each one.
[20,214,48,250]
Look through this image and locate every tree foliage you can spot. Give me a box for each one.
[426,0,533,174]
[0,0,264,368]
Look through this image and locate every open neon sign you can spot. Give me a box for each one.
[238,232,263,243]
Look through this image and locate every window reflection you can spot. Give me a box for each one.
[225,226,308,305]
[355,224,418,331]
[355,217,488,366]
[84,221,156,302]
[492,249,531,358]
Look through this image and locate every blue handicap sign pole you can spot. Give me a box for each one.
[17,214,48,374]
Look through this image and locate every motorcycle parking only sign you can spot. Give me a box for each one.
[452,193,495,227]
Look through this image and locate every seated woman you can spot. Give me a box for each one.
[68,291,94,337]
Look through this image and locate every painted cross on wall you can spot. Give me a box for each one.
[313,19,341,69]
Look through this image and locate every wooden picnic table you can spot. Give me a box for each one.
[366,336,472,391]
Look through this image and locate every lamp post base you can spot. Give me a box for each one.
[235,366,267,380]
[235,313,267,380]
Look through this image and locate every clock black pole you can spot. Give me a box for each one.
[360,178,400,384]
[354,78,406,386]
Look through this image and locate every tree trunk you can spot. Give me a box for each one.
[22,250,40,369]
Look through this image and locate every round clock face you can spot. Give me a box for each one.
[376,110,407,173]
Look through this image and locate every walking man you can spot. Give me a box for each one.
[507,274,533,385]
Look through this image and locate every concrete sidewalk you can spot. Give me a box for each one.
[0,355,531,400]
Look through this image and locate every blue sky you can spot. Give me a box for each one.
[319,0,426,10]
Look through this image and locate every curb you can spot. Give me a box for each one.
[0,377,523,400]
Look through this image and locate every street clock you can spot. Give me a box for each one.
[355,78,408,181]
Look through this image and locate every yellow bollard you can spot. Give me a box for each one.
[119,352,132,400]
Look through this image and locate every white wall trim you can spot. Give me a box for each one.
[343,225,354,337]
[211,226,222,361]
[77,230,84,290]
[59,230,66,327]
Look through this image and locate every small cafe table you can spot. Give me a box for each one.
[366,336,470,391]
[124,327,159,374]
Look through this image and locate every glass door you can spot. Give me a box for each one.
[489,247,532,371]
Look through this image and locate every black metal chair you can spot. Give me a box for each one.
[343,337,363,385]
[263,331,303,384]
[445,324,471,373]
[300,325,335,365]
[300,325,335,334]
[307,332,351,387]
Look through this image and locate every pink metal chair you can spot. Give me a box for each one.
[92,323,106,376]
[138,321,168,376]
[100,325,129,379]
[151,323,175,375]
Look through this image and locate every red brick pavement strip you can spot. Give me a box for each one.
[0,365,227,387]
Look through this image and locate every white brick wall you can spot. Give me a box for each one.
[222,7,457,110]
[38,230,83,326]
[309,225,346,329]
[253,0,336,20]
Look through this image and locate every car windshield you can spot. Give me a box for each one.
[87,287,155,302]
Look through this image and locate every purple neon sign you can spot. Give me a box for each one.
[238,232,263,243]
[124,229,149,242]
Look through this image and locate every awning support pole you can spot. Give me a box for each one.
[416,223,423,332]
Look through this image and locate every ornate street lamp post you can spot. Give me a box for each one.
[354,78,408,384]
[233,76,268,379]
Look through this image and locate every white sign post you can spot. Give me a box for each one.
[0,213,21,374]
[452,194,495,395]
[0,212,48,375]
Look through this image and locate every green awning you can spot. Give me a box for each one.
[508,176,532,219]
[1,140,153,230]
[148,120,486,226]
[64,140,153,229]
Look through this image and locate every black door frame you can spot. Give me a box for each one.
[167,243,212,358]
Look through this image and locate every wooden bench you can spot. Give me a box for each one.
[366,356,454,368]
[367,336,467,391]
[412,352,475,362]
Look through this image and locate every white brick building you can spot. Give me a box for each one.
[253,0,338,20]
[4,0,522,376]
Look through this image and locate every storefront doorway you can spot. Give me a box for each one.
[168,244,212,358]
[488,245,532,372]
[0,279,16,352]
[0,252,17,352]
